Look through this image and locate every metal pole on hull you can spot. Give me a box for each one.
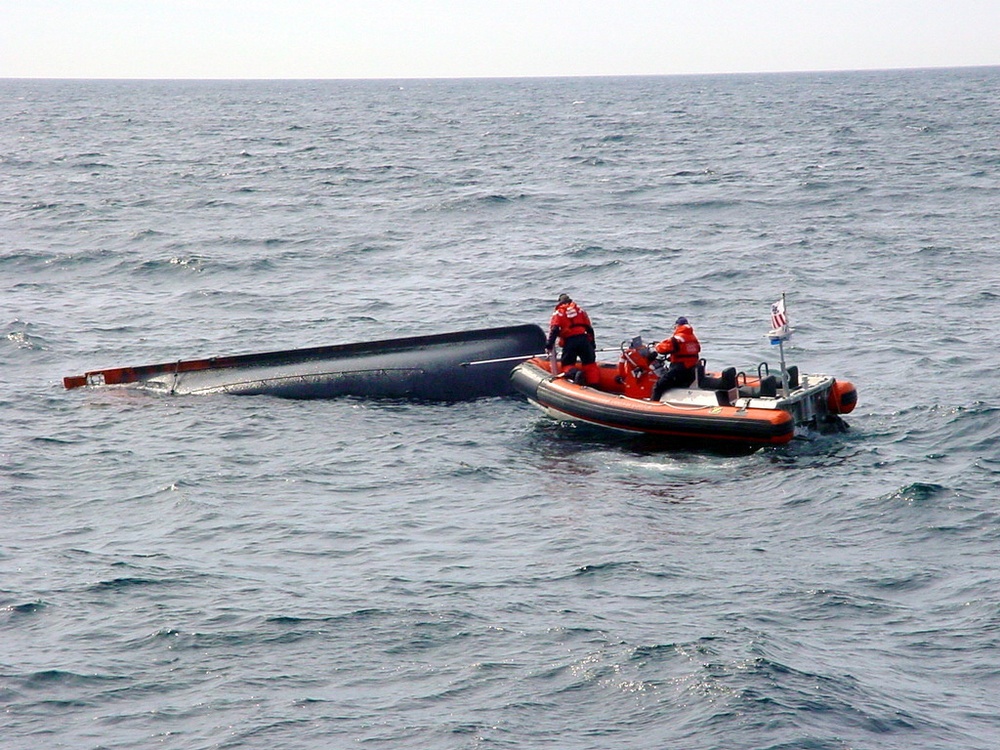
[460,353,546,367]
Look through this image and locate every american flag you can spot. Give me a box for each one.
[770,298,788,331]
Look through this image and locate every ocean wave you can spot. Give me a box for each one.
[5,327,48,351]
[1,600,47,617]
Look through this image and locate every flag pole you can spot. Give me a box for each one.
[777,341,790,399]
[769,292,791,398]
[779,292,790,397]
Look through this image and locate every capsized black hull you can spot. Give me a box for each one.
[64,324,547,401]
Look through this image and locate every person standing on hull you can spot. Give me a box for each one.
[650,316,701,400]
[545,293,599,385]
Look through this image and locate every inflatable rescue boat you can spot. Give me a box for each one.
[510,337,856,448]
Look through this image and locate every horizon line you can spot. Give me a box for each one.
[2,63,998,83]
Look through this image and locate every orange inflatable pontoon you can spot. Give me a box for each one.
[511,339,856,448]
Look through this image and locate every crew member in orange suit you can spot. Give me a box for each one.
[650,316,701,400]
[545,293,599,385]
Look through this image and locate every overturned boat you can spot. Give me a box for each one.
[510,300,857,448]
[63,324,547,401]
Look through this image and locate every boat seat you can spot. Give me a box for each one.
[698,365,737,391]
[759,374,778,397]
[696,364,738,405]
[715,387,739,406]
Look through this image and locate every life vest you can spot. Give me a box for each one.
[655,324,701,368]
[549,302,592,345]
[617,342,659,398]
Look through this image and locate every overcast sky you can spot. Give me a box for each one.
[2,0,997,79]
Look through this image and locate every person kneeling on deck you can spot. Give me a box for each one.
[650,317,701,400]
[546,293,599,385]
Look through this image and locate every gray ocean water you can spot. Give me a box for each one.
[2,68,1000,749]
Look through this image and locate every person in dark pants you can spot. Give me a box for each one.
[545,293,599,385]
[651,317,701,400]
